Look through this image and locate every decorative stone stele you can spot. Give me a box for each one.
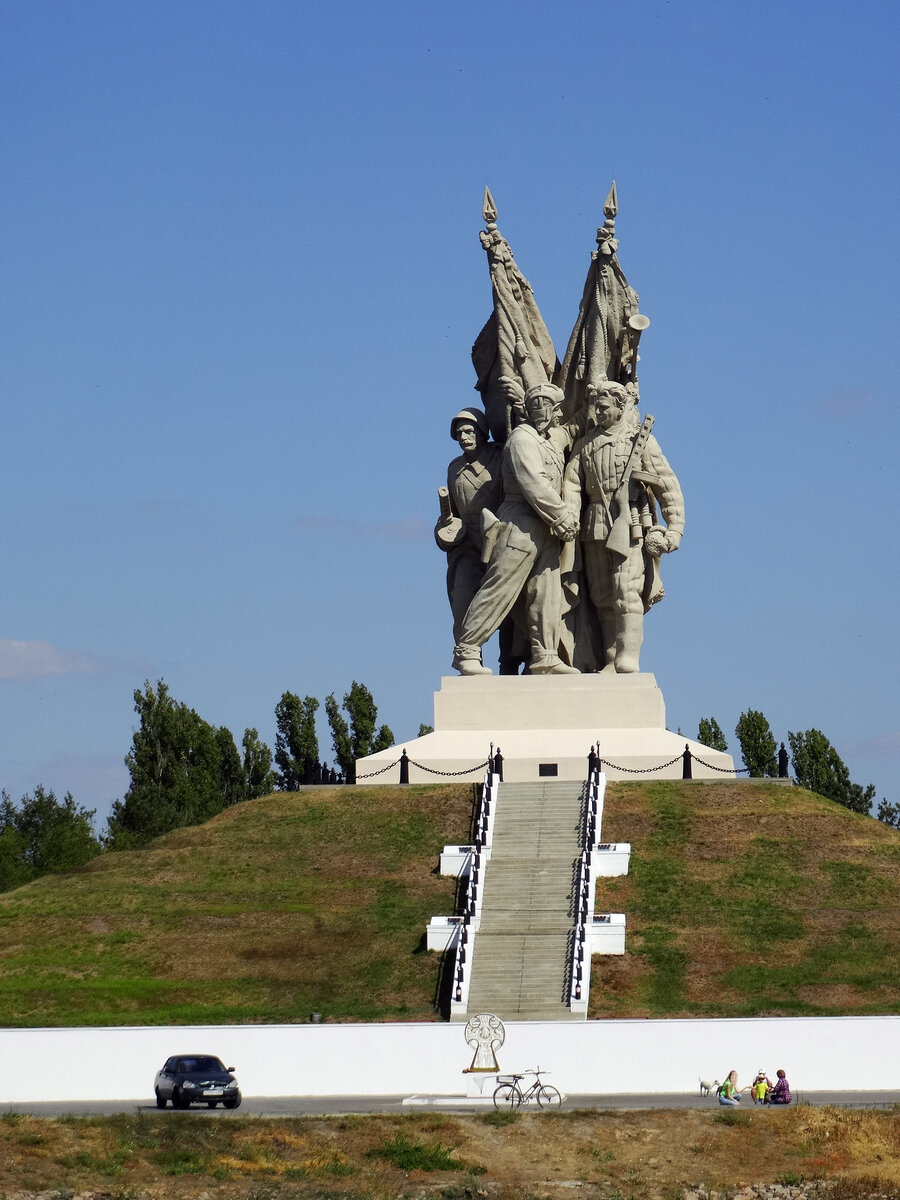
[463,1012,505,1098]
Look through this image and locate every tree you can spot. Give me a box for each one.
[373,724,395,753]
[325,693,354,781]
[697,717,727,752]
[326,682,395,783]
[107,679,245,847]
[418,723,434,737]
[788,728,875,815]
[216,725,246,809]
[876,799,900,829]
[274,692,320,789]
[0,786,100,892]
[242,727,275,799]
[734,709,778,777]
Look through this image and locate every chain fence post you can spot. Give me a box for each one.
[493,747,503,781]
[682,743,692,780]
[399,748,409,785]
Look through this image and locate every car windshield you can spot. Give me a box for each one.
[176,1056,225,1073]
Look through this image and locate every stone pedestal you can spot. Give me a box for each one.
[355,674,735,784]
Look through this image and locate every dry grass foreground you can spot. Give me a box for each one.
[0,779,897,1026]
[0,1105,898,1200]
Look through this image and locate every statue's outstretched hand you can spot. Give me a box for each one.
[665,530,682,552]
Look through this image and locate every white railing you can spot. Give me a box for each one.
[449,764,499,1015]
[570,765,608,1013]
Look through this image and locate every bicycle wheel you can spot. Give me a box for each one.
[493,1082,522,1110]
[536,1085,561,1108]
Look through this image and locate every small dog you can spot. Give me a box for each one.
[699,1078,720,1097]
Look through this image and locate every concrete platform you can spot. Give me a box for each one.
[355,674,735,784]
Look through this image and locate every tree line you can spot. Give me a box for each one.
[2,689,897,893]
[697,709,898,827]
[0,678,397,886]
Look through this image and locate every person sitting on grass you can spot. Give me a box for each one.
[717,1070,742,1105]
[767,1068,792,1105]
[751,1070,771,1104]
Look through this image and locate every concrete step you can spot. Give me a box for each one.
[460,780,590,1022]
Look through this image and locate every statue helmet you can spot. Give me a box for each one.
[450,407,490,441]
[524,382,564,408]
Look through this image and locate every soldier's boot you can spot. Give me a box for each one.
[599,617,617,673]
[530,655,580,675]
[614,614,643,673]
[453,644,492,675]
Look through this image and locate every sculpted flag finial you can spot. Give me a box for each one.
[483,186,498,229]
[603,181,618,221]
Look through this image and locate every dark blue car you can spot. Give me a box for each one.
[154,1054,242,1109]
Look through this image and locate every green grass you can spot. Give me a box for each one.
[0,778,898,1026]
[592,779,900,1019]
[0,784,474,1027]
[364,1133,468,1172]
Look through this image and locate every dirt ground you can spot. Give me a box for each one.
[0,1105,898,1200]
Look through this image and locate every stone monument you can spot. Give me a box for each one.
[356,186,734,783]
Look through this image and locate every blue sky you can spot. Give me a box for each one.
[1,0,898,824]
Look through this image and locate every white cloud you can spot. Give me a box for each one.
[0,638,102,681]
[844,730,900,758]
[820,389,874,417]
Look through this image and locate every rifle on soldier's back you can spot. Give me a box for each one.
[605,414,655,558]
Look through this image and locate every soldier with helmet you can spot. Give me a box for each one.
[435,407,504,667]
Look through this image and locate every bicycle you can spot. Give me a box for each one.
[493,1068,561,1109]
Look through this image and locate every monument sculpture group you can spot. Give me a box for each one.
[436,185,684,677]
[356,185,733,785]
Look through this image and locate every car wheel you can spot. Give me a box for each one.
[172,1088,190,1109]
[155,1088,166,1109]
[223,1091,242,1110]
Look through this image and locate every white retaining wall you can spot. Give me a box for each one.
[0,1016,896,1103]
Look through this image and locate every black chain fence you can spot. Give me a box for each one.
[355,755,490,780]
[598,754,682,774]
[406,758,490,777]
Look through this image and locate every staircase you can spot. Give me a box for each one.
[462,780,585,1021]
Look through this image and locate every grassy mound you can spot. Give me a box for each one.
[592,780,900,1018]
[0,779,896,1027]
[0,785,472,1026]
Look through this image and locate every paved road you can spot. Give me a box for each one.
[1,1091,895,1118]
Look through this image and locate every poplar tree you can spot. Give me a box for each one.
[107,679,244,847]
[788,728,875,815]
[326,682,395,783]
[734,709,778,777]
[697,717,727,752]
[274,692,320,789]
[242,727,276,798]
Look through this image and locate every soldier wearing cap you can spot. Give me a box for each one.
[453,383,580,676]
[563,380,684,673]
[435,408,504,664]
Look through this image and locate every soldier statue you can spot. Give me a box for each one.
[435,408,504,664]
[563,381,683,673]
[453,383,580,676]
